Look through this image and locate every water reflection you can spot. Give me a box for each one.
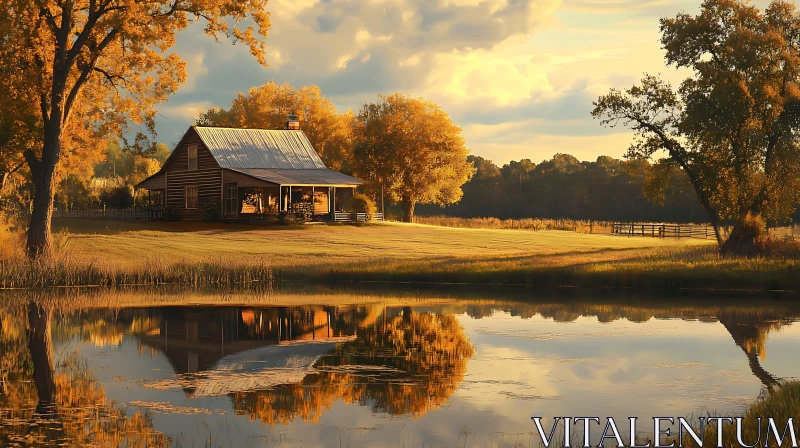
[2,291,799,446]
[0,299,169,447]
[233,307,474,425]
[718,311,787,391]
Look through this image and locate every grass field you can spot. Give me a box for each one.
[1,219,798,291]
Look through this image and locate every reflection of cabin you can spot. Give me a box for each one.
[135,116,362,221]
[135,306,365,396]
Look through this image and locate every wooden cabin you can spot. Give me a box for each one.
[135,118,362,221]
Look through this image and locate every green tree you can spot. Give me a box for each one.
[197,83,354,172]
[501,159,536,197]
[151,143,172,164]
[353,94,475,222]
[592,0,800,253]
[5,0,270,257]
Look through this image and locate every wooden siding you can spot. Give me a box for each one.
[164,129,223,220]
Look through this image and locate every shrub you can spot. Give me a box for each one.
[280,212,308,225]
[204,201,221,222]
[724,213,767,255]
[162,205,181,221]
[351,192,377,221]
[753,235,800,258]
[99,184,134,209]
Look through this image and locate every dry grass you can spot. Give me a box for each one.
[675,381,800,448]
[416,216,613,233]
[0,218,798,291]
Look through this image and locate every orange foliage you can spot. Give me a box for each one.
[233,311,475,425]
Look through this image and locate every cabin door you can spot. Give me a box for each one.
[225,182,238,219]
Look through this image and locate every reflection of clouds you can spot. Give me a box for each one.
[13,298,800,448]
[471,326,671,340]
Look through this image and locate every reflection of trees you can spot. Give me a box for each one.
[718,312,787,391]
[0,302,169,447]
[233,308,475,425]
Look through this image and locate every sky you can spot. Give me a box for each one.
[154,0,722,166]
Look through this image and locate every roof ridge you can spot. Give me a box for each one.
[193,125,302,132]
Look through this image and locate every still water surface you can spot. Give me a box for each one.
[1,289,799,447]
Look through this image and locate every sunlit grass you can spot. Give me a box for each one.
[0,219,797,291]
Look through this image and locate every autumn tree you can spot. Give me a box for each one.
[197,82,354,171]
[1,21,105,218]
[0,63,38,196]
[354,94,475,222]
[5,0,270,257]
[592,0,800,253]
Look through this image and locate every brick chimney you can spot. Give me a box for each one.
[285,112,300,130]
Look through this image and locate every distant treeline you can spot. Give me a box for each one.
[418,154,799,224]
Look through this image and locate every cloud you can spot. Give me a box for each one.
[182,52,208,92]
[151,0,702,163]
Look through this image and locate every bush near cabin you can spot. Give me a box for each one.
[351,193,377,221]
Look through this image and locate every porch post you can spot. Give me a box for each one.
[332,187,336,222]
[329,187,334,222]
[311,186,315,215]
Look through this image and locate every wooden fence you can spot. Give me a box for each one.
[612,222,719,239]
[611,222,798,240]
[53,208,163,220]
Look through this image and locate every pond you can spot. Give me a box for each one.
[1,288,798,447]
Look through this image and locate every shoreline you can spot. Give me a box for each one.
[0,219,797,293]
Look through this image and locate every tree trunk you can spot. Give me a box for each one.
[27,302,57,415]
[401,199,415,223]
[0,171,8,192]
[25,124,61,258]
[26,164,57,258]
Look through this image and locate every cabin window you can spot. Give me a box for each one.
[185,186,198,209]
[187,145,198,171]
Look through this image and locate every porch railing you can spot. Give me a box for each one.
[334,212,385,223]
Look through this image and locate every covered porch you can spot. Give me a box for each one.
[221,168,364,222]
[136,171,165,209]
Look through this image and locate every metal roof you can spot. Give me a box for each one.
[193,126,327,170]
[230,168,363,186]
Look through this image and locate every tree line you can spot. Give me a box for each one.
[416,154,713,223]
